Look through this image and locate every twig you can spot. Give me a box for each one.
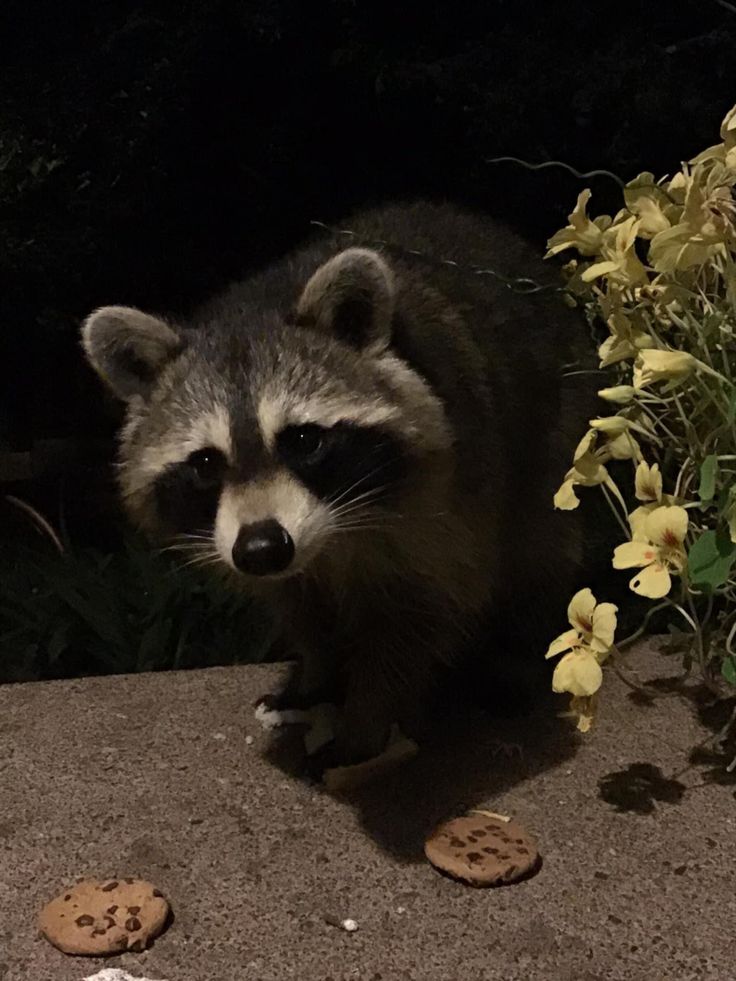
[485,156,626,190]
[4,495,65,554]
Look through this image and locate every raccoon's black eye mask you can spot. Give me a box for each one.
[276,421,408,506]
[154,447,228,534]
[186,447,228,489]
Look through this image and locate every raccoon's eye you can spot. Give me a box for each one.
[185,447,226,489]
[276,424,326,465]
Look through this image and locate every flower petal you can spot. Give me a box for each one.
[589,416,630,435]
[590,602,618,653]
[635,460,663,502]
[552,650,603,697]
[553,478,581,511]
[598,385,637,404]
[545,628,581,660]
[606,431,642,461]
[612,541,657,569]
[573,430,596,462]
[567,588,596,633]
[629,504,655,542]
[644,505,688,547]
[581,259,620,283]
[628,562,672,599]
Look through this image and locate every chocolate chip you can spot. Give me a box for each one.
[449,837,465,849]
[127,905,141,916]
[75,915,94,927]
[101,881,119,892]
[152,889,164,898]
[466,852,483,862]
[473,829,487,837]
[125,917,142,932]
[107,905,119,915]
[63,894,71,902]
[104,916,116,928]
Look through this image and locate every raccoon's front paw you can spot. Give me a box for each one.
[253,693,309,730]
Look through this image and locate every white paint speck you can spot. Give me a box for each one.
[212,732,227,741]
[341,918,359,932]
[83,970,169,981]
[245,735,255,746]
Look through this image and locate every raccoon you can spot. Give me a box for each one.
[81,201,601,771]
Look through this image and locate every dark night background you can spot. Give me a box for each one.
[2,0,736,680]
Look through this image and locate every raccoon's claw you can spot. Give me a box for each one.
[255,690,312,713]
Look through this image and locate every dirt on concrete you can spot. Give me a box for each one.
[0,641,734,980]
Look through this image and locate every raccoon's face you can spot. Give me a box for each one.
[81,247,452,581]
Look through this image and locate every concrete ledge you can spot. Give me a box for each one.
[1,643,734,981]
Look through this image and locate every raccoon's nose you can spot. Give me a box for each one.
[232,520,295,576]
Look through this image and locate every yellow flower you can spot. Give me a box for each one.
[546,190,613,258]
[581,216,649,287]
[690,104,736,171]
[547,589,617,733]
[552,651,603,698]
[598,385,637,404]
[612,505,689,598]
[557,587,618,654]
[635,460,662,502]
[589,416,643,461]
[554,431,610,510]
[546,588,617,698]
[649,161,734,273]
[633,349,696,389]
[623,173,672,239]
[559,694,598,733]
[597,300,652,367]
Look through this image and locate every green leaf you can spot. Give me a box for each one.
[688,529,736,591]
[698,455,718,503]
[722,656,736,687]
[728,389,736,425]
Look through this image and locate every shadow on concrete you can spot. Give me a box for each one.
[598,762,686,815]
[264,693,579,862]
[599,673,736,812]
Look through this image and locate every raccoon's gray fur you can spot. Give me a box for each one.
[82,201,601,769]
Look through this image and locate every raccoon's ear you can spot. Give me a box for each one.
[294,247,395,353]
[81,305,183,401]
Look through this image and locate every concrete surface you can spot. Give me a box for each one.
[1,641,735,981]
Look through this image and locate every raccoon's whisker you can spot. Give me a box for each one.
[326,458,403,510]
[329,486,394,518]
[329,523,392,535]
[329,499,389,522]
[160,542,214,554]
[177,553,222,571]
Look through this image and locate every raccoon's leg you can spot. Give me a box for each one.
[256,590,344,712]
[258,643,342,712]
[307,602,451,774]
